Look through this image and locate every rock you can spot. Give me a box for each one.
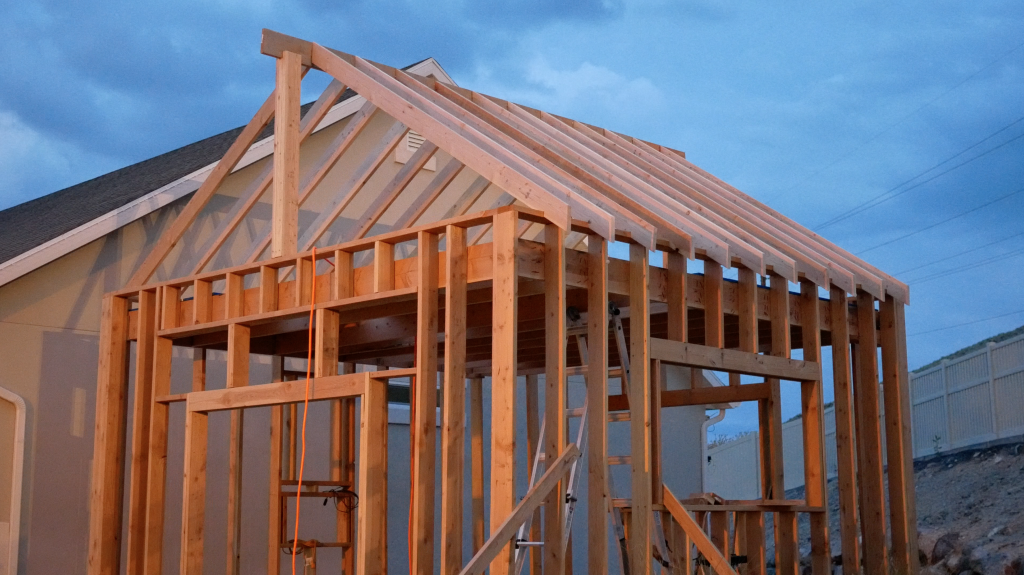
[989,525,1008,538]
[919,529,942,563]
[932,532,961,564]
[945,552,967,573]
[1004,557,1024,575]
[920,565,948,575]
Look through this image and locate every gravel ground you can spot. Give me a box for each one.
[757,440,1024,572]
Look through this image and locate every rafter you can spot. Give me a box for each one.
[188,80,350,275]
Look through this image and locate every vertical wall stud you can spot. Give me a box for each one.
[629,243,652,575]
[855,290,888,575]
[441,225,468,575]
[411,231,439,575]
[588,236,610,575]
[544,224,566,575]
[490,210,519,575]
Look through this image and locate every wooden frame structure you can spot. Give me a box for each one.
[87,29,918,575]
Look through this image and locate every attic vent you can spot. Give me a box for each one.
[396,130,437,171]
[407,131,427,150]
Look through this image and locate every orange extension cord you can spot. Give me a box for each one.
[291,247,316,575]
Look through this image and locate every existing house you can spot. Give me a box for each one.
[1,29,918,575]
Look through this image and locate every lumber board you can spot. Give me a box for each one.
[189,80,349,275]
[660,382,770,406]
[268,358,284,575]
[469,376,485,554]
[225,323,250,575]
[180,410,208,574]
[126,77,297,287]
[310,43,580,235]
[185,371,407,412]
[143,333,172,575]
[704,262,724,348]
[489,209,519,575]
[544,224,566,575]
[350,142,439,241]
[798,280,830,575]
[296,120,407,253]
[880,296,919,575]
[649,338,819,381]
[424,79,659,250]
[271,49,302,258]
[356,378,389,574]
[410,231,439,575]
[87,296,130,575]
[629,243,652,575]
[662,486,738,575]
[829,286,860,572]
[524,374,542,575]
[587,234,610,575]
[854,290,888,574]
[441,225,468,575]
[393,159,467,228]
[125,290,156,575]
[766,272,793,573]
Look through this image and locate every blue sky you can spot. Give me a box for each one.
[1,1,1022,434]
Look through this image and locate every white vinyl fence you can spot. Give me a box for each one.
[706,333,1024,498]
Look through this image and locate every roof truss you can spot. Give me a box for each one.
[123,28,908,304]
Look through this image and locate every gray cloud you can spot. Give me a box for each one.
[2,0,1023,426]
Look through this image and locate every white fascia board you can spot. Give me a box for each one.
[0,58,458,288]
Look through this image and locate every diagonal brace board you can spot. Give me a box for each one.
[662,486,739,575]
[459,445,581,575]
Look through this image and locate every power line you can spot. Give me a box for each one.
[909,307,1024,337]
[815,122,1024,230]
[856,186,1024,255]
[894,230,1024,276]
[777,38,1024,198]
[907,245,1024,285]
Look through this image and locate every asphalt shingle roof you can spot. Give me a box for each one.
[0,89,359,265]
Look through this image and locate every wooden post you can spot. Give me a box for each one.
[225,324,250,575]
[180,409,208,575]
[545,224,567,575]
[469,376,486,554]
[525,375,542,575]
[704,260,724,349]
[268,357,284,575]
[629,243,652,575]
[411,231,440,575]
[87,295,130,575]
[441,225,469,575]
[799,280,830,575]
[334,249,354,300]
[192,279,212,325]
[144,330,173,575]
[357,378,389,575]
[331,365,355,574]
[881,296,919,575]
[829,287,860,573]
[126,290,157,575]
[374,240,395,292]
[665,252,687,343]
[260,266,279,313]
[710,511,729,558]
[855,290,888,575]
[738,267,765,575]
[744,510,765,575]
[490,210,519,575]
[272,49,301,258]
[766,272,794,574]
